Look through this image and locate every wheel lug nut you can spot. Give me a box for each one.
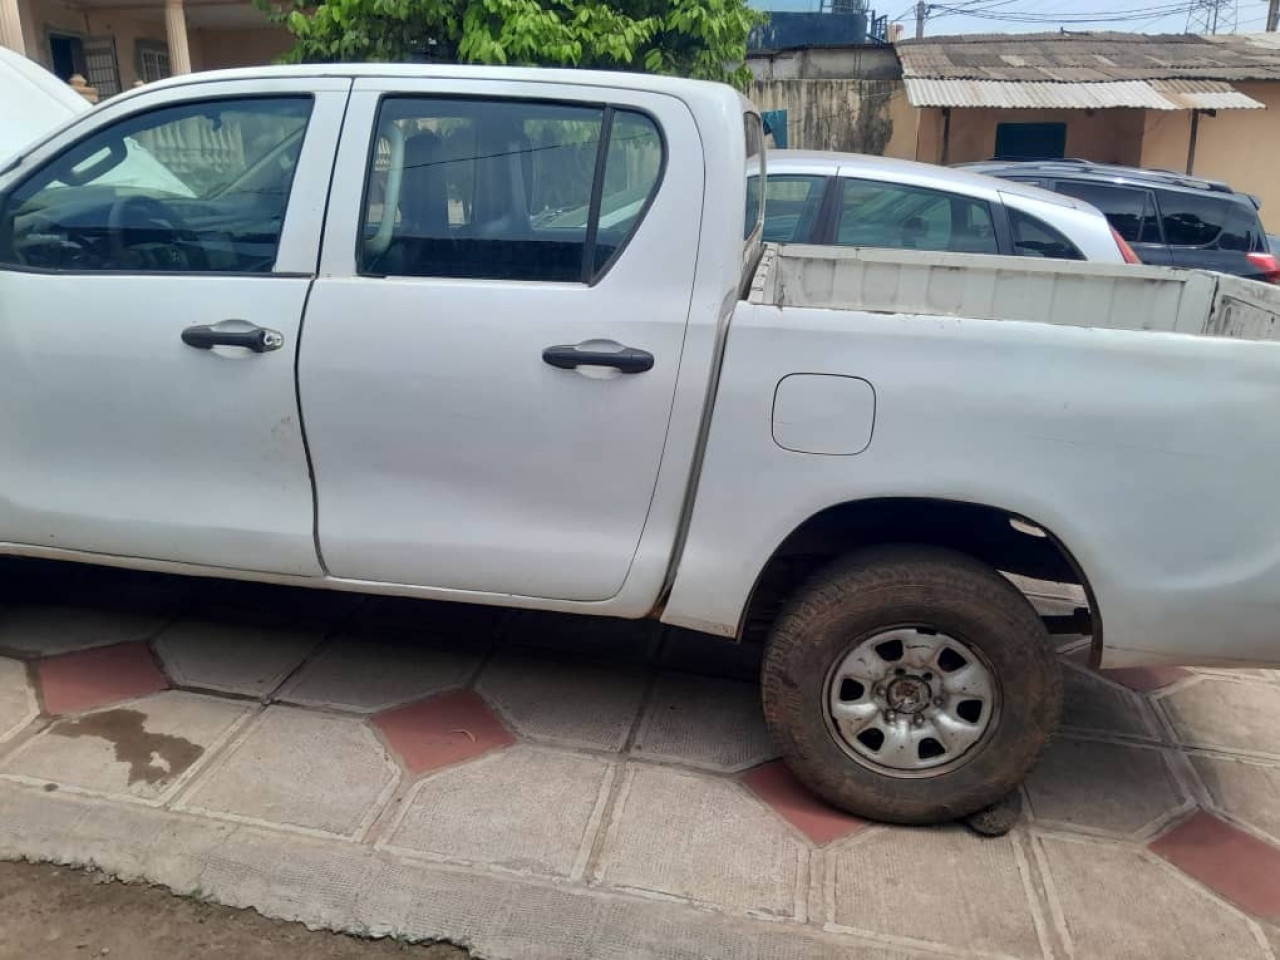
[884,710,896,722]
[912,714,924,727]
[933,697,945,707]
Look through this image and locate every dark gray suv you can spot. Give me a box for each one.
[961,160,1279,284]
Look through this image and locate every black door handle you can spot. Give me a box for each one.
[182,323,284,353]
[542,344,654,374]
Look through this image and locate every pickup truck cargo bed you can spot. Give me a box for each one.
[754,244,1280,342]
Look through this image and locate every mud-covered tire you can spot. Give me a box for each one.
[761,545,1061,825]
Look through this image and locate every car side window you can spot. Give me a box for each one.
[0,97,312,273]
[1154,190,1257,251]
[360,97,663,283]
[1054,181,1161,244]
[762,175,826,243]
[1008,209,1084,260]
[835,179,997,255]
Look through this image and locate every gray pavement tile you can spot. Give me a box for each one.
[593,764,807,920]
[505,611,662,664]
[1159,675,1280,757]
[632,673,776,773]
[0,691,250,801]
[476,653,648,752]
[1193,754,1280,846]
[1026,737,1190,838]
[0,657,37,744]
[276,635,483,713]
[1060,662,1161,740]
[383,745,612,879]
[0,605,167,658]
[1036,835,1269,960]
[180,705,397,837]
[154,618,322,698]
[828,826,1044,958]
[0,782,936,960]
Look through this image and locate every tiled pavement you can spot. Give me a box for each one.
[0,562,1278,959]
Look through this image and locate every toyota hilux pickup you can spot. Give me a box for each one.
[2,65,1279,825]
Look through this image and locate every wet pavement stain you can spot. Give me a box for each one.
[50,709,203,785]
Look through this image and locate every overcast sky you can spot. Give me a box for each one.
[751,0,1275,39]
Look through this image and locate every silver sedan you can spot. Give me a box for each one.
[764,150,1133,264]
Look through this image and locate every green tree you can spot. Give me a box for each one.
[262,0,762,89]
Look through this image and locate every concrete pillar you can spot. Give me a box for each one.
[164,0,191,75]
[0,0,27,56]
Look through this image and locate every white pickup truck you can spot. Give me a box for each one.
[3,65,1279,825]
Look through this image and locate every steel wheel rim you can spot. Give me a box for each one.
[823,626,1001,779]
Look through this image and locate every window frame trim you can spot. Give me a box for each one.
[354,92,668,288]
[0,91,321,278]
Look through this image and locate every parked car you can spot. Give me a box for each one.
[0,45,91,164]
[764,150,1132,263]
[962,159,1280,283]
[3,66,1280,827]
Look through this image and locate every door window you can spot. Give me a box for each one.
[835,179,997,254]
[1055,181,1161,244]
[762,175,826,243]
[1154,190,1261,252]
[359,97,663,283]
[0,97,312,273]
[1008,209,1084,260]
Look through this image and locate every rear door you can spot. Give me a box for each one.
[1051,180,1171,265]
[299,80,703,601]
[1151,188,1266,279]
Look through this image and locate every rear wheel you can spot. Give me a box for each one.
[761,546,1061,824]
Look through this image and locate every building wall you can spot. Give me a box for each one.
[750,78,906,155]
[911,106,1147,166]
[190,25,290,72]
[20,0,169,88]
[1142,82,1280,232]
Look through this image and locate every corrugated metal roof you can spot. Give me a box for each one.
[1149,78,1266,109]
[903,77,1179,109]
[897,32,1280,83]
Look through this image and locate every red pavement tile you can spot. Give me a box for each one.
[37,641,169,715]
[743,760,866,846]
[373,689,515,775]
[1101,665,1193,693]
[1151,810,1280,919]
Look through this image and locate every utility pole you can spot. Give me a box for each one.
[915,0,926,37]
[1268,0,1278,31]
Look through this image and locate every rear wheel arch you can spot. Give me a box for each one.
[738,496,1100,657]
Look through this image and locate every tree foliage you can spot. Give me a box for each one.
[261,0,762,89]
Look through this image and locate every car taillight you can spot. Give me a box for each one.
[1245,251,1280,283]
[1110,228,1141,264]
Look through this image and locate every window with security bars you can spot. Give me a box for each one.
[137,42,171,84]
[83,36,121,97]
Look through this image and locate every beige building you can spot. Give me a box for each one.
[751,32,1280,230]
[0,0,287,94]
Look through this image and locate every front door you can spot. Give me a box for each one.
[300,81,704,601]
[0,80,348,575]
